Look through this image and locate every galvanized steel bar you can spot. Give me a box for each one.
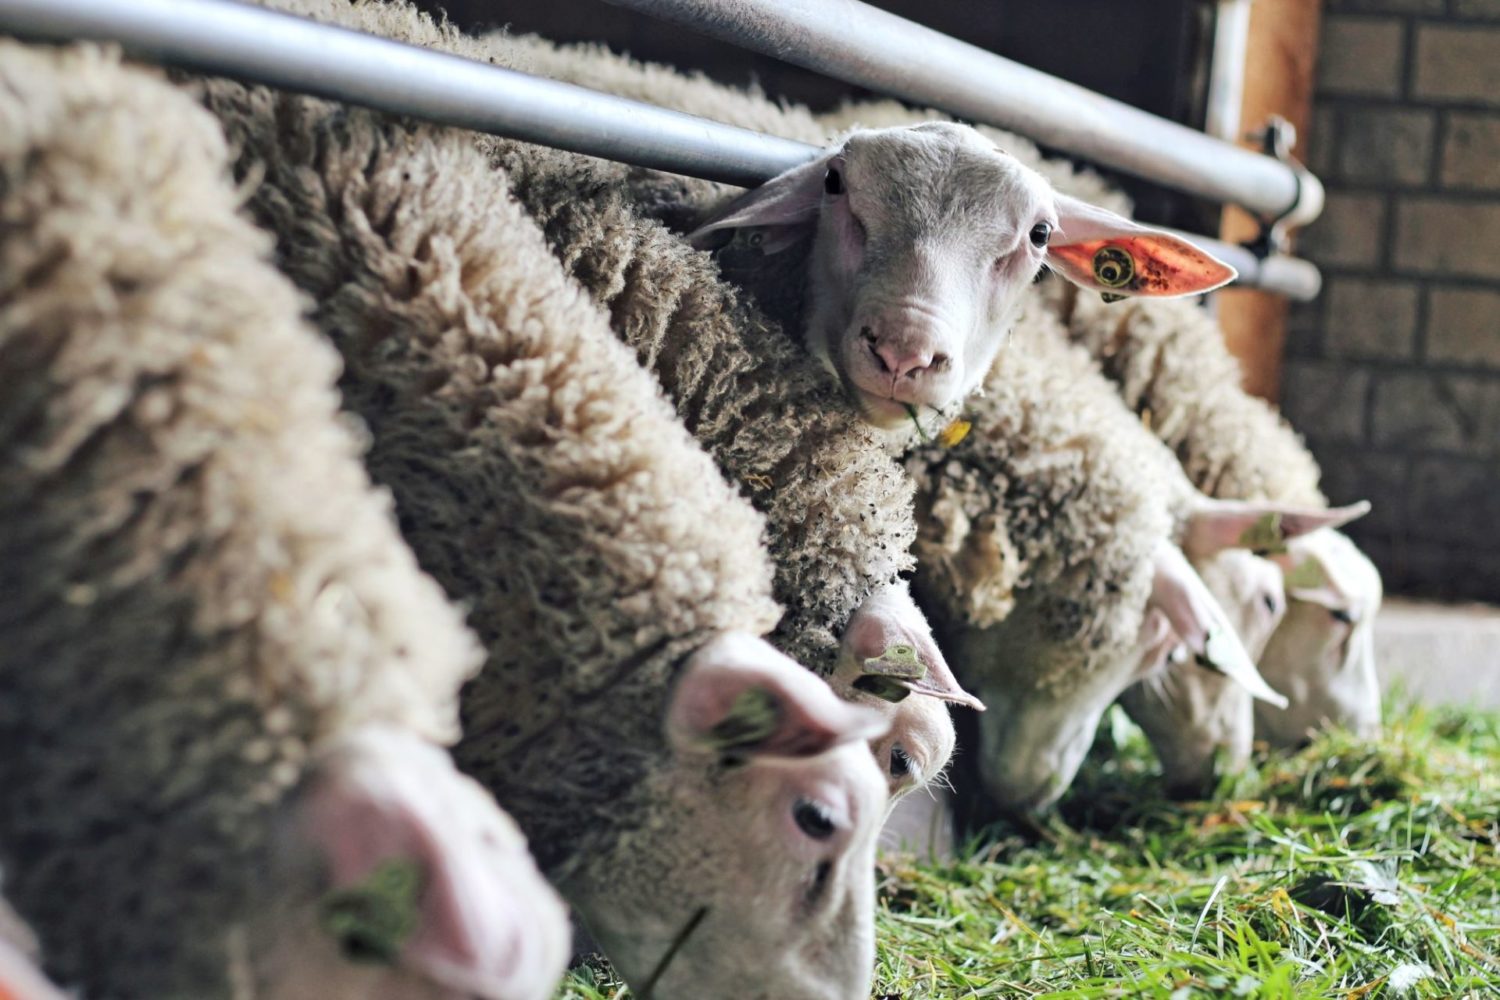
[0,0,1322,299]
[0,0,817,188]
[604,0,1325,227]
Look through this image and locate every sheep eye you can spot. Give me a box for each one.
[1329,608,1355,625]
[1029,222,1052,247]
[824,166,845,196]
[889,745,913,778]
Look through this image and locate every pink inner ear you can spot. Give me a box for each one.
[667,633,888,759]
[300,730,567,1000]
[686,152,833,250]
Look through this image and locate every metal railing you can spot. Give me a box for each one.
[0,0,1322,299]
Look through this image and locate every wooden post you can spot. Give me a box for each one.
[1215,0,1323,402]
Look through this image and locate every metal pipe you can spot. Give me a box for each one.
[0,0,817,188]
[0,0,1321,299]
[604,0,1324,226]
[1205,0,1254,144]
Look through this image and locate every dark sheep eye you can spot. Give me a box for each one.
[794,798,837,840]
[890,745,913,778]
[1330,608,1354,625]
[1029,222,1052,247]
[824,166,845,195]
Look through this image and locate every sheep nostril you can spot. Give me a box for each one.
[860,325,876,343]
[793,798,838,841]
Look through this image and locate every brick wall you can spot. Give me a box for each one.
[1283,0,1500,602]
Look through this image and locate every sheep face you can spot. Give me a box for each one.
[1256,531,1384,748]
[564,633,890,1000]
[691,123,1235,430]
[1120,551,1286,797]
[959,603,1178,813]
[248,727,569,1000]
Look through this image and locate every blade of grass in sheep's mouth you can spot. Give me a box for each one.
[905,403,928,442]
[636,905,709,999]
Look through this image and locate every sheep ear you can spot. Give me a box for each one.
[687,153,834,253]
[668,632,888,759]
[299,729,568,1000]
[1183,499,1371,560]
[1149,541,1289,708]
[1048,194,1237,298]
[838,584,985,711]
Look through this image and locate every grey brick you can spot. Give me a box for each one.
[1280,361,1371,442]
[1454,0,1500,19]
[1324,278,1420,360]
[1300,192,1388,268]
[1370,371,1500,452]
[1408,457,1500,547]
[1312,449,1406,532]
[1306,105,1340,178]
[1318,18,1406,98]
[1392,539,1500,602]
[1393,199,1500,280]
[1335,108,1435,186]
[1427,286,1500,368]
[1441,113,1500,191]
[1414,26,1500,106]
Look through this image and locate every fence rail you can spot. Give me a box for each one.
[0,0,1322,299]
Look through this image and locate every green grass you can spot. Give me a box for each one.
[557,697,1500,998]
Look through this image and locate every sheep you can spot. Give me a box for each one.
[188,45,905,999]
[0,39,569,1000]
[906,295,1364,811]
[1117,549,1287,796]
[443,26,1387,765]
[241,1,980,728]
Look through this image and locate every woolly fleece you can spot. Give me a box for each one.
[189,47,785,868]
[0,40,481,997]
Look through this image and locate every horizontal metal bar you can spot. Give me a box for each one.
[0,0,817,188]
[604,0,1325,227]
[0,0,1321,299]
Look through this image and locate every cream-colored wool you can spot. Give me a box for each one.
[906,296,1181,694]
[1038,281,1326,506]
[0,41,483,996]
[229,0,919,677]
[188,56,786,865]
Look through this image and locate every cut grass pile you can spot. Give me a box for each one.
[558,697,1499,998]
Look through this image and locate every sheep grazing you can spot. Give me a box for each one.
[906,296,1364,811]
[0,40,568,1000]
[191,38,904,997]
[1042,283,1385,745]
[1117,550,1287,796]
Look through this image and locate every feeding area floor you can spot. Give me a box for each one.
[559,698,1499,998]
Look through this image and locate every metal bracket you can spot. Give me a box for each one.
[1240,115,1322,260]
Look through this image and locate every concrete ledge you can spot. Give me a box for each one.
[1375,598,1500,709]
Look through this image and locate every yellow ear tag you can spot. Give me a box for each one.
[938,418,972,447]
[1092,245,1135,288]
[1283,558,1325,590]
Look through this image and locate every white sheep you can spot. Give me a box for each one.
[192,49,901,999]
[0,40,568,1000]
[906,297,1364,810]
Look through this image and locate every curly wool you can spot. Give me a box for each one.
[190,60,783,867]
[239,0,919,677]
[0,41,481,997]
[905,294,1184,694]
[1037,281,1326,505]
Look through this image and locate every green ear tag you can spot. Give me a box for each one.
[706,687,781,752]
[1237,512,1287,555]
[1092,245,1135,289]
[320,858,423,965]
[853,644,928,704]
[1283,558,1325,590]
